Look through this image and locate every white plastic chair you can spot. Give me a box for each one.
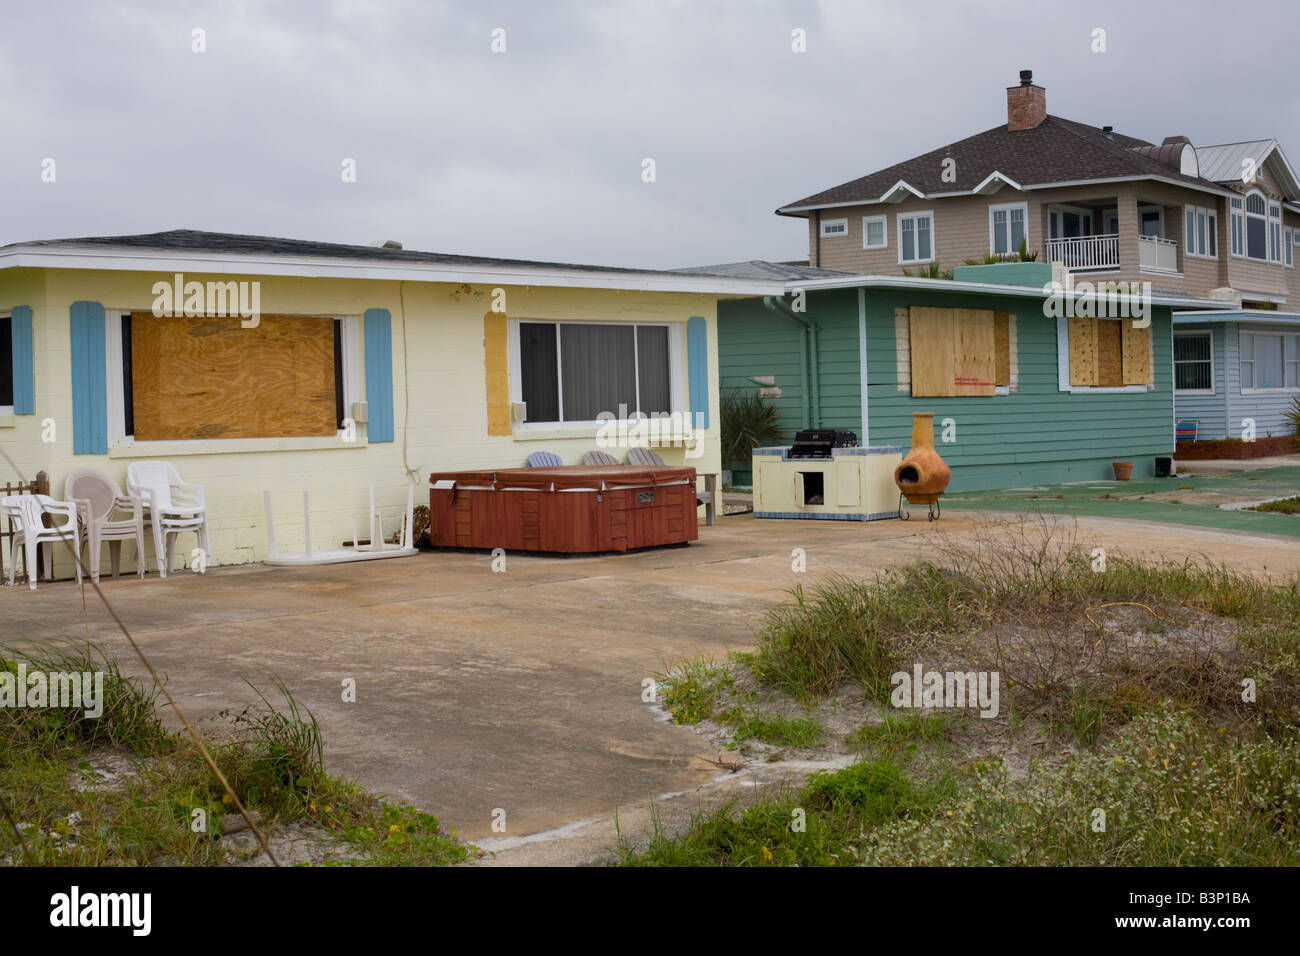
[2,495,82,591]
[126,461,210,578]
[65,468,146,583]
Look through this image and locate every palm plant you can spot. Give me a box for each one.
[721,389,786,468]
[1285,395,1300,450]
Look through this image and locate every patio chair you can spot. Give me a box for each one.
[625,447,666,467]
[1176,420,1198,442]
[582,450,619,466]
[2,494,82,591]
[65,468,146,583]
[526,451,563,468]
[126,461,210,578]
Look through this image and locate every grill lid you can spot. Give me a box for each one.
[787,429,858,459]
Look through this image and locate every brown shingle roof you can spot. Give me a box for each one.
[778,116,1226,214]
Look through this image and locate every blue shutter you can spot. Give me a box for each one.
[687,315,709,429]
[70,301,108,454]
[364,308,394,443]
[10,305,34,414]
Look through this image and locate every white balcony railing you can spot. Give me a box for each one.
[1045,234,1119,272]
[1138,234,1178,274]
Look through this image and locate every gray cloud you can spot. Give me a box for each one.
[2,0,1296,268]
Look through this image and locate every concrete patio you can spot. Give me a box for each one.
[5,509,1300,863]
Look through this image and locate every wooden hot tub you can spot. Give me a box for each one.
[427,465,699,553]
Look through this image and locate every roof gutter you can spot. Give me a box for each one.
[763,295,820,428]
[781,274,1228,311]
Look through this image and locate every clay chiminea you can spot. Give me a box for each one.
[894,412,951,504]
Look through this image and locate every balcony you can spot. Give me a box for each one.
[1045,234,1118,272]
[1044,233,1181,276]
[1137,234,1178,274]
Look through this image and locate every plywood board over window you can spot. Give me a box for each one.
[130,313,338,440]
[1066,316,1152,388]
[909,307,1001,397]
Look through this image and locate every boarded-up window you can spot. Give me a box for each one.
[1067,316,1152,388]
[129,313,338,440]
[908,307,1012,396]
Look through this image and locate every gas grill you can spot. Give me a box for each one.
[786,429,860,459]
[750,430,903,522]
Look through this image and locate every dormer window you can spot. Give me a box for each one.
[1243,191,1268,261]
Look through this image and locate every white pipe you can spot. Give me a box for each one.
[303,491,312,558]
[263,490,277,557]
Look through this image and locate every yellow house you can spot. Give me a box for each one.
[0,230,782,570]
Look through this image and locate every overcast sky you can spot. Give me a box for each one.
[3,0,1297,269]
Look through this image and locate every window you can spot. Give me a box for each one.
[1287,227,1295,268]
[1270,201,1283,263]
[907,307,1012,397]
[898,211,934,264]
[110,312,358,443]
[989,202,1027,257]
[820,218,848,238]
[1058,316,1152,391]
[1174,332,1213,392]
[1245,191,1268,260]
[862,215,887,250]
[0,313,12,411]
[517,321,672,423]
[1240,331,1299,391]
[1230,196,1244,256]
[1139,206,1164,238]
[1184,205,1217,259]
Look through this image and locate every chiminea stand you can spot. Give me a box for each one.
[897,493,941,522]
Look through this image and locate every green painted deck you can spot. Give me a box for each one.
[939,465,1300,538]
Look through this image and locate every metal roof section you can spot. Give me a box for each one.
[1194,139,1300,198]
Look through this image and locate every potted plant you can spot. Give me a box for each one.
[1112,461,1134,481]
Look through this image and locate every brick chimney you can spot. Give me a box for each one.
[1006,69,1046,132]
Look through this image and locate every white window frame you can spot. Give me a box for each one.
[1269,201,1283,263]
[1287,226,1295,268]
[1239,329,1300,393]
[1184,204,1218,259]
[1048,204,1094,240]
[897,210,935,265]
[104,310,364,454]
[988,201,1029,257]
[507,319,686,434]
[820,218,848,239]
[1137,205,1165,239]
[862,215,888,250]
[1230,196,1245,257]
[1243,190,1269,261]
[1173,330,1214,395]
[1055,316,1148,394]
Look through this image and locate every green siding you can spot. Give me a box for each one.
[719,285,1177,493]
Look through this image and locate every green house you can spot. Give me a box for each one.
[713,262,1224,491]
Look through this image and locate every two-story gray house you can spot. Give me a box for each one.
[776,70,1300,440]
